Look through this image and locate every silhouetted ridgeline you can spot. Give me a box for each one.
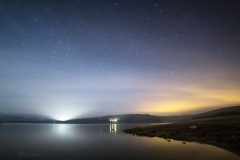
[0,115,53,123]
[61,114,163,124]
[0,113,53,123]
[61,106,240,123]
[62,117,109,124]
[0,105,240,123]
[193,105,240,119]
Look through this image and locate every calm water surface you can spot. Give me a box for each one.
[0,123,239,160]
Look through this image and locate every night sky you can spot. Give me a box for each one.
[1,0,240,120]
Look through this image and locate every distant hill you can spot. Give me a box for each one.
[0,113,53,123]
[0,112,51,119]
[158,105,240,122]
[63,105,240,123]
[1,105,240,124]
[61,114,163,124]
[193,105,240,119]
[157,115,192,122]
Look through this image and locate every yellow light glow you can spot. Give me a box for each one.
[135,72,240,115]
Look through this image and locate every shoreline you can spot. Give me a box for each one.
[123,115,240,156]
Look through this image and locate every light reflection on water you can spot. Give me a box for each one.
[0,123,239,160]
[110,123,117,134]
[54,124,68,134]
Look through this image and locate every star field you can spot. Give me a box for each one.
[0,0,240,120]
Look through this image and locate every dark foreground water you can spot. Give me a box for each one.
[0,123,239,160]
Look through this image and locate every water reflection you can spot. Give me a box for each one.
[53,124,55,132]
[52,124,73,136]
[110,124,117,134]
[0,124,239,160]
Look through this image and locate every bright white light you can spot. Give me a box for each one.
[109,118,118,122]
[48,105,85,121]
[37,108,79,121]
[53,112,73,121]
[55,117,70,121]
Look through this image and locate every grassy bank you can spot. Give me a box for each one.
[123,115,240,156]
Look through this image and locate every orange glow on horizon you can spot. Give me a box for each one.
[135,74,240,115]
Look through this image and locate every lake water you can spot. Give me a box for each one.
[0,123,239,160]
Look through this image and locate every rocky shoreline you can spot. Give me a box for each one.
[123,115,240,156]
